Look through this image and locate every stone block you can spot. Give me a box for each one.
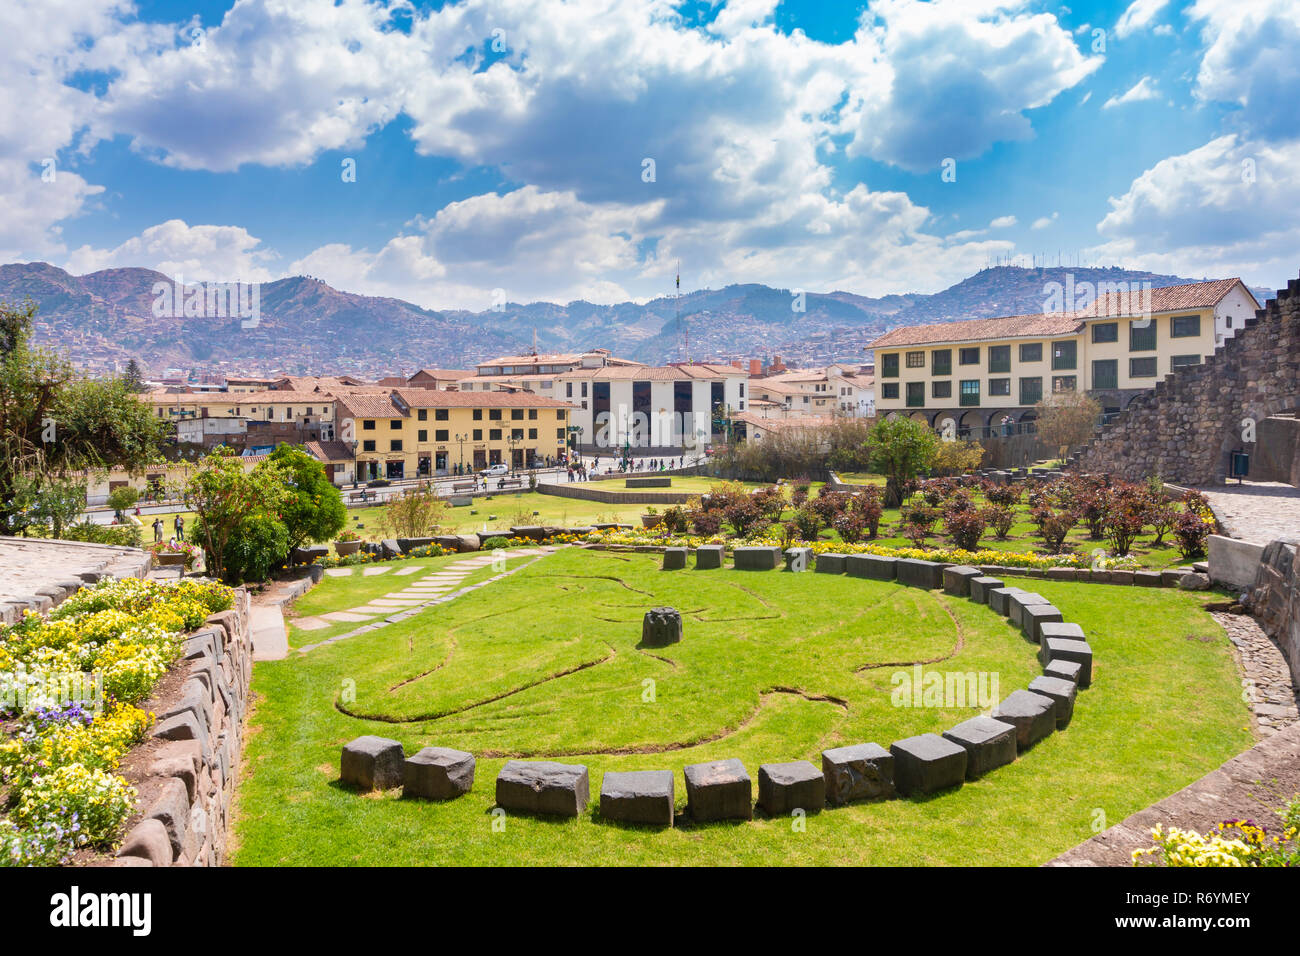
[683,758,752,822]
[758,761,825,815]
[662,547,687,570]
[695,545,725,569]
[146,777,190,859]
[379,539,402,559]
[820,743,895,806]
[784,547,813,572]
[341,735,405,791]
[896,558,945,589]
[1040,636,1093,688]
[599,770,674,827]
[1110,570,1134,585]
[969,576,1004,604]
[495,760,590,817]
[846,553,896,580]
[987,586,1026,617]
[814,552,847,574]
[733,546,782,570]
[1027,676,1077,728]
[117,818,173,867]
[992,690,1056,750]
[1178,572,1211,590]
[642,606,683,647]
[1045,567,1076,581]
[1134,570,1163,587]
[1044,657,1083,684]
[942,716,1018,780]
[889,734,967,796]
[1007,591,1049,630]
[1021,603,1064,643]
[942,565,982,597]
[403,747,475,800]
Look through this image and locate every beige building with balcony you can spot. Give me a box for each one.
[869,278,1259,437]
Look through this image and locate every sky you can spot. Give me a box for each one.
[5,0,1299,310]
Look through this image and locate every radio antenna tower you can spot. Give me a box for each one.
[676,261,688,363]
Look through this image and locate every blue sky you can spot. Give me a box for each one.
[5,0,1298,309]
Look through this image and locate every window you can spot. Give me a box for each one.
[931,349,951,375]
[557,428,565,440]
[1130,356,1158,378]
[882,382,900,400]
[1092,359,1118,390]
[390,419,401,430]
[1052,376,1077,393]
[363,419,376,430]
[959,380,980,407]
[418,429,428,442]
[1019,377,1042,406]
[905,382,925,407]
[473,429,482,441]
[906,351,925,369]
[931,380,952,399]
[511,409,524,420]
[417,408,427,421]
[511,429,524,440]
[489,409,502,420]
[528,428,537,439]
[489,429,502,441]
[1130,320,1156,351]
[959,347,980,366]
[557,410,566,420]
[362,440,376,452]
[882,353,899,378]
[988,345,1010,373]
[1171,314,1201,338]
[528,409,538,420]
[1051,340,1077,370]
[435,409,449,421]
[1225,316,1234,329]
[1170,354,1201,370]
[473,409,482,420]
[1019,343,1042,362]
[390,440,403,451]
[435,429,449,442]
[1092,322,1118,344]
[566,383,573,397]
[989,378,1011,397]
[581,383,588,398]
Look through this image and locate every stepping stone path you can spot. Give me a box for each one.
[296,549,555,653]
[324,568,354,578]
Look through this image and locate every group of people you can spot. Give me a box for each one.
[152,514,184,545]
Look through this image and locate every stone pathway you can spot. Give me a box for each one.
[1196,481,1300,545]
[1215,611,1300,734]
[295,548,556,653]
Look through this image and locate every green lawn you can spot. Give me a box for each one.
[231,546,1251,866]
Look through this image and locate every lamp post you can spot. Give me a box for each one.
[455,433,467,476]
[506,432,521,473]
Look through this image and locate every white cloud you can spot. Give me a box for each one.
[990,215,1017,228]
[1189,0,1300,140]
[709,0,781,38]
[1103,76,1159,109]
[65,219,277,282]
[1032,212,1059,229]
[1114,0,1171,39]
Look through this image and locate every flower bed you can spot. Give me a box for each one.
[1133,799,1299,866]
[0,578,233,866]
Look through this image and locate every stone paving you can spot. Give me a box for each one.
[1215,611,1300,734]
[1196,481,1300,546]
[0,536,151,609]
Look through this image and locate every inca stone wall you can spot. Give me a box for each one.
[1072,273,1300,484]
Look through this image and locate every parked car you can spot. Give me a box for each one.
[479,463,510,477]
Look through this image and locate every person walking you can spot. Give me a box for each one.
[152,517,164,544]
[174,514,184,541]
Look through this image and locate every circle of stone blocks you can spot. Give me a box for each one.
[1007,591,1050,631]
[1021,603,1064,643]
[784,547,812,572]
[1027,676,1077,728]
[757,760,826,815]
[968,576,1004,604]
[733,545,782,570]
[846,553,896,580]
[662,547,687,571]
[683,758,753,822]
[642,606,683,647]
[599,770,675,827]
[403,747,475,800]
[942,716,1018,780]
[694,544,725,570]
[987,585,1025,617]
[1044,657,1083,685]
[1133,570,1163,587]
[814,552,848,574]
[341,735,405,791]
[889,733,968,796]
[1039,634,1093,688]
[992,690,1057,750]
[941,565,982,597]
[821,742,896,806]
[495,760,590,817]
[895,558,946,589]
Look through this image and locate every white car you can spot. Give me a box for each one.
[479,463,510,477]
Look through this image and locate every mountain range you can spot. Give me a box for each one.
[0,261,1275,379]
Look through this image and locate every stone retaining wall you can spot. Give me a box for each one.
[1247,539,1300,690]
[538,482,694,505]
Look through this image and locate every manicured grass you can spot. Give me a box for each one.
[231,547,1251,866]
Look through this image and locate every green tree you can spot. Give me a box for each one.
[123,359,144,392]
[866,416,941,508]
[1034,391,1102,461]
[184,451,292,583]
[267,443,347,551]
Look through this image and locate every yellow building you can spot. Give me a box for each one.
[336,389,574,481]
[869,278,1260,436]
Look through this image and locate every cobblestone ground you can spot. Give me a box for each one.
[1196,480,1300,545]
[1214,611,1299,734]
[0,537,148,605]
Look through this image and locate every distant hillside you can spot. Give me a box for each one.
[0,262,1275,378]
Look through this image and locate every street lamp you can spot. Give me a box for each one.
[455,433,467,476]
[506,432,521,473]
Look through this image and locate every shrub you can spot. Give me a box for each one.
[986,504,1015,539]
[1173,510,1211,559]
[1031,505,1076,553]
[790,482,811,509]
[943,502,988,552]
[217,514,290,586]
[723,496,762,537]
[984,483,1022,508]
[661,505,689,534]
[482,536,510,550]
[61,519,141,548]
[1102,484,1148,556]
[751,485,786,521]
[792,504,822,540]
[901,500,939,548]
[833,508,868,544]
[855,486,884,539]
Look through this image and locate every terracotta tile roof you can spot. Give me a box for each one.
[556,363,744,381]
[227,390,337,404]
[303,440,354,462]
[410,368,473,380]
[335,394,403,418]
[1074,277,1253,319]
[396,388,572,409]
[734,411,830,430]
